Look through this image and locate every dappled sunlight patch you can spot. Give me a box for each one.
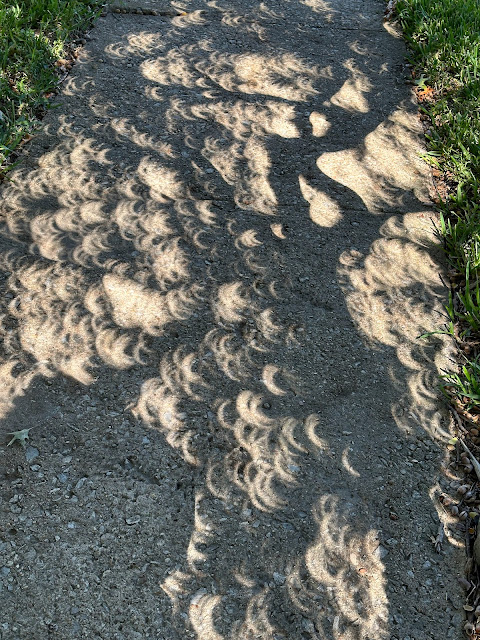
[160,491,229,630]
[391,363,452,440]
[235,390,275,429]
[87,95,117,120]
[104,30,165,59]
[218,10,268,41]
[304,496,388,640]
[134,376,199,464]
[137,157,185,201]
[189,592,224,640]
[328,59,372,113]
[338,217,442,348]
[160,568,194,612]
[309,111,331,137]
[94,327,141,369]
[186,491,216,572]
[270,223,287,239]
[19,305,95,384]
[102,274,198,335]
[142,48,198,88]
[234,589,277,639]
[111,117,177,156]
[214,282,251,325]
[341,446,361,477]
[338,212,449,438]
[113,198,174,245]
[149,237,191,288]
[142,47,318,101]
[299,175,342,227]
[303,414,329,453]
[2,260,96,384]
[201,135,241,185]
[261,364,287,396]
[301,0,336,19]
[185,100,300,141]
[133,347,211,462]
[200,133,277,214]
[0,361,45,421]
[195,403,317,512]
[232,53,318,101]
[176,198,217,230]
[235,229,263,250]
[171,9,208,28]
[318,109,430,212]
[62,74,95,97]
[207,329,257,382]
[238,138,277,214]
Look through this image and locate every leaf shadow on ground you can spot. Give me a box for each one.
[0,1,462,639]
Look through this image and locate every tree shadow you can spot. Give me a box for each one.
[0,2,462,639]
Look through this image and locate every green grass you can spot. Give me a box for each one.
[398,0,480,214]
[397,0,480,413]
[442,357,480,411]
[0,0,103,176]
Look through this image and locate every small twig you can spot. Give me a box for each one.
[451,406,469,435]
[467,519,473,560]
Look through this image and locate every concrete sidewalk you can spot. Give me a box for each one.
[0,1,463,639]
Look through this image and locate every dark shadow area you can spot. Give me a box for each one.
[0,1,462,639]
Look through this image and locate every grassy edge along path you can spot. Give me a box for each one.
[396,0,480,631]
[0,0,103,178]
[397,0,480,406]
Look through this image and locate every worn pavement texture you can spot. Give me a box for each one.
[0,1,464,639]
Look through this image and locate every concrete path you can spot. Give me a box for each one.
[0,1,463,639]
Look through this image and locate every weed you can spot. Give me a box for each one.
[442,357,480,411]
[397,0,480,412]
[0,0,104,176]
[7,427,32,447]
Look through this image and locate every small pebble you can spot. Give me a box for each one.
[75,478,86,490]
[25,447,39,462]
[273,572,286,585]
[375,545,388,559]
